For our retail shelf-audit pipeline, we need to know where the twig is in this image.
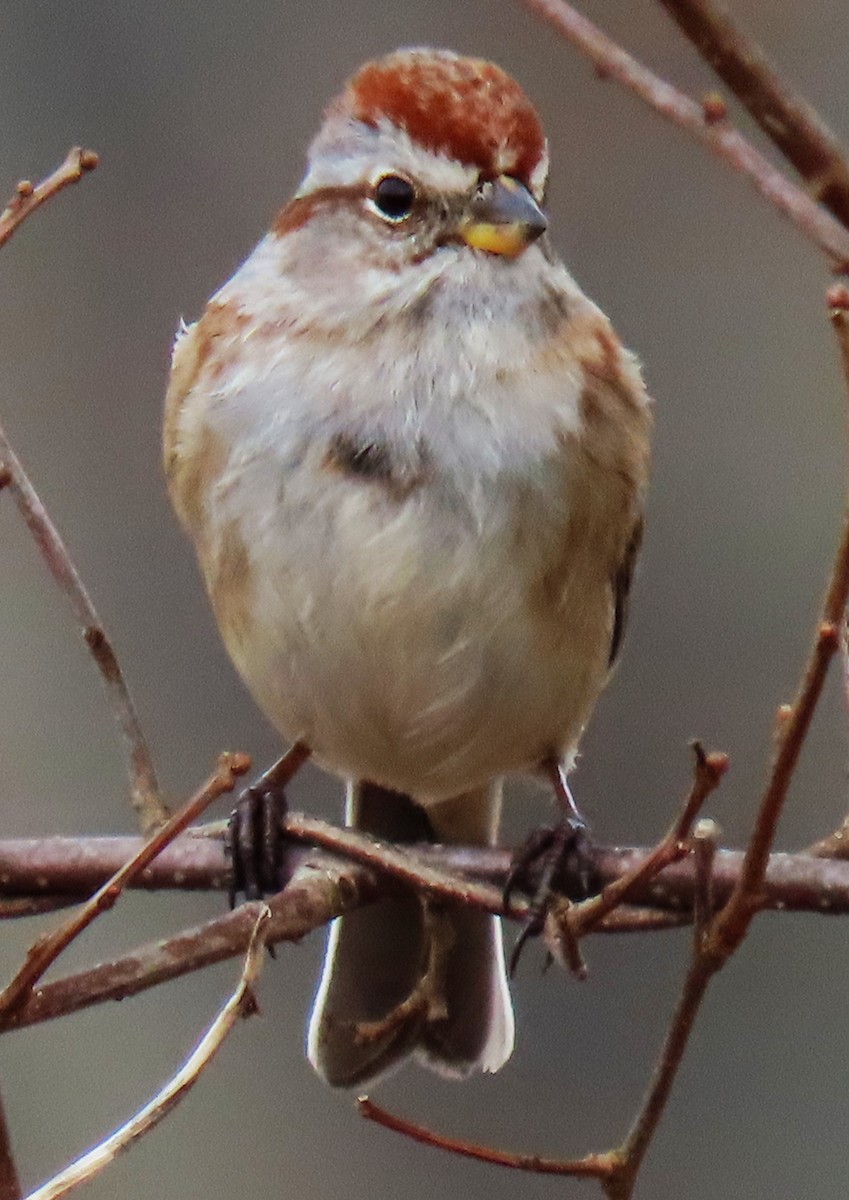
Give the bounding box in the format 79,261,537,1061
709,335,849,953
520,0,849,270
656,0,849,228
358,1095,615,1179
0,147,165,836
0,852,383,1033
567,743,727,939
600,291,849,1199
0,148,98,251
600,820,720,1199
808,284,849,860
22,905,270,1200
0,752,249,1022
0,424,167,835
0,1088,21,1200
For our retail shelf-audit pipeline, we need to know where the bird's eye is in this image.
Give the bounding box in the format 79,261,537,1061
372,175,416,222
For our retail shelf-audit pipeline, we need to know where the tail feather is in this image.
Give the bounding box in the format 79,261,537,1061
307,781,514,1087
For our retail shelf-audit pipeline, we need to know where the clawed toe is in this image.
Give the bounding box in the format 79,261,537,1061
506,817,599,975
227,781,289,905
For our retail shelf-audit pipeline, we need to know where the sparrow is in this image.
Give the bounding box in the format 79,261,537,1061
164,47,651,1086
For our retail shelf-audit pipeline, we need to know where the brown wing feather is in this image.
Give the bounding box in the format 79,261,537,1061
609,516,644,668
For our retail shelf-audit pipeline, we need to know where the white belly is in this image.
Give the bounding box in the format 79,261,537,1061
214,448,612,802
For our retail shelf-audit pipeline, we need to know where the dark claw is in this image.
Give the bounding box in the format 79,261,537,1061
507,816,599,976
226,781,289,906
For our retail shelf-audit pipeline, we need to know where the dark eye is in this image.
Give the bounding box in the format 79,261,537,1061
372,175,416,221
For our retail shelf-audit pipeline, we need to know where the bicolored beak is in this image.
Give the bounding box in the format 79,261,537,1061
461,175,548,258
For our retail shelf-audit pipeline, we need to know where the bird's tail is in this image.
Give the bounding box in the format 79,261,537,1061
307,780,514,1087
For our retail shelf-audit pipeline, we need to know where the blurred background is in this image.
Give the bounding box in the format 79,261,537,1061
0,0,847,1196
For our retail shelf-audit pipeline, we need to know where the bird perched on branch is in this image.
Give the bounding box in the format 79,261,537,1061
164,47,651,1086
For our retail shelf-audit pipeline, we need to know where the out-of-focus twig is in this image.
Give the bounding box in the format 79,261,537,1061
520,0,849,270
0,753,249,1023
656,0,849,228
22,905,270,1200
0,148,98,251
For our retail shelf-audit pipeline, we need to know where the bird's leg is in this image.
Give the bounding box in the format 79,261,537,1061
506,756,599,974
227,741,311,904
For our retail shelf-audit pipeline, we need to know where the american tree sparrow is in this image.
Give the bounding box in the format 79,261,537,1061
164,48,651,1086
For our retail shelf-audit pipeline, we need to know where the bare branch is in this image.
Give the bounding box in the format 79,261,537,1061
0,753,249,1021
520,0,849,269
0,425,168,835
0,148,98,250
566,743,728,939
358,1096,615,1180
656,0,849,227
22,906,270,1200
0,147,166,836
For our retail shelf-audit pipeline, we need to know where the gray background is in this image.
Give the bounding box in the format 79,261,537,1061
0,1,847,1196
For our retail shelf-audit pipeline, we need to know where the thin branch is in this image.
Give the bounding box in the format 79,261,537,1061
0,148,98,251
0,425,167,835
23,906,270,1200
656,0,849,227
710,303,849,955
0,852,382,1034
358,1096,615,1180
0,147,166,836
0,753,249,1021
808,284,849,859
567,743,728,939
520,0,849,270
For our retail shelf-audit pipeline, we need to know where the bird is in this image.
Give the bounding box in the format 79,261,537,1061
164,47,652,1087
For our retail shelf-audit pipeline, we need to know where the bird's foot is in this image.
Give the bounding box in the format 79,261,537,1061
505,759,599,975
226,742,310,905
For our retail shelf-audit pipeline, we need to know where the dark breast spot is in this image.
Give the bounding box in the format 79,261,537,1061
323,431,429,500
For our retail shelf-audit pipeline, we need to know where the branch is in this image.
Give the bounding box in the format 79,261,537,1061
23,906,270,1200
656,0,849,227
520,0,849,269
8,832,849,1036
358,1096,614,1180
0,148,98,251
0,148,167,837
0,753,249,1022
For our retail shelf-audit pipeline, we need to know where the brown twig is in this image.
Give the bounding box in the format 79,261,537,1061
807,285,849,860
0,424,167,835
656,0,849,228
23,905,270,1200
0,753,249,1022
709,334,849,952
520,0,849,270
600,290,849,1199
0,148,98,251
567,743,728,939
0,147,166,836
357,1095,615,1180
